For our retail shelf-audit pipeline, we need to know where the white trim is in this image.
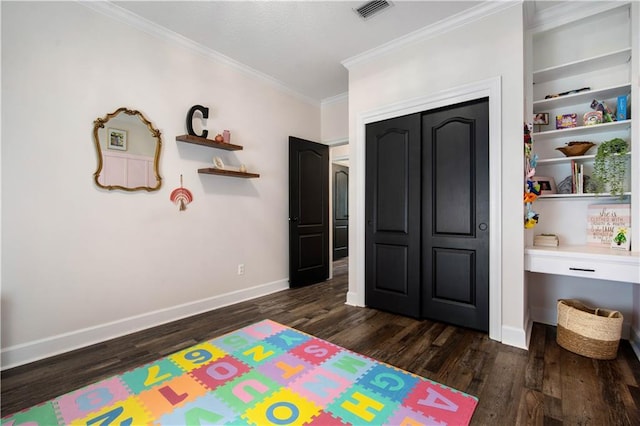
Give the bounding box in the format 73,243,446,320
350,77,503,342
323,137,349,147
321,92,348,106
502,324,530,350
631,325,640,361
0,279,289,370
502,308,532,350
342,1,520,69
78,1,320,107
527,1,630,33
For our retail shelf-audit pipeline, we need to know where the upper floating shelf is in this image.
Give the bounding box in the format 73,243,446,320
176,134,243,151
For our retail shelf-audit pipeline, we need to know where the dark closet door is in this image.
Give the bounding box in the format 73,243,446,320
289,137,329,287
332,164,349,260
421,98,489,332
365,114,422,317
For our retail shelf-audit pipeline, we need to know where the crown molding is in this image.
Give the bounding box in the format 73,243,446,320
321,92,348,107
79,1,320,107
342,0,522,70
324,137,349,146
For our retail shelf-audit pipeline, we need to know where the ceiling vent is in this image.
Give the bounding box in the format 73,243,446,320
354,1,393,20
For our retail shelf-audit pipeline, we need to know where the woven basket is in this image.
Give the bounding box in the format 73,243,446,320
556,299,623,360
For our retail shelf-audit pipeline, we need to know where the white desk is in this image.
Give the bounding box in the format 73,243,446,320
525,246,640,284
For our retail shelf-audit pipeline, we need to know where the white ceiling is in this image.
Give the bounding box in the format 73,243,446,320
112,1,489,103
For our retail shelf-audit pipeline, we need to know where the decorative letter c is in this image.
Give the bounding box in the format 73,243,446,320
186,105,209,138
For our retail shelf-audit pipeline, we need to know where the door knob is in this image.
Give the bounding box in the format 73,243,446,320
479,223,488,231
289,217,298,222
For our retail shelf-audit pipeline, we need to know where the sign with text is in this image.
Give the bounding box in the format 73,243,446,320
587,204,631,247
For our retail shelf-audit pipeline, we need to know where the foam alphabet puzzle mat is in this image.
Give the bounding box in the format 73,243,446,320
2,319,478,425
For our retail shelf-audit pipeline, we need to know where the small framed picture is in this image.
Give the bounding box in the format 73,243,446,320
534,176,557,194
107,128,127,151
533,113,549,125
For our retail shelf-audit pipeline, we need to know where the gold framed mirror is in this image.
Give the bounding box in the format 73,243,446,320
93,107,162,191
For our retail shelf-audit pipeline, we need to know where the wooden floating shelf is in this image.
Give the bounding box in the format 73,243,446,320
176,134,243,151
198,168,260,178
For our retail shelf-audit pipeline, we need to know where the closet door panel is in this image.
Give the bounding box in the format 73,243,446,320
365,113,422,318
422,98,490,332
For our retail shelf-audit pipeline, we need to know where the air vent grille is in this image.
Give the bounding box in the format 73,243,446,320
355,1,393,20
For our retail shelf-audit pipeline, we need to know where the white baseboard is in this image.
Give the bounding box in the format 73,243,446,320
1,279,289,370
345,291,364,307
501,323,530,350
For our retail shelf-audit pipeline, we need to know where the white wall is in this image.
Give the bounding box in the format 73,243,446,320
321,95,349,144
330,144,349,162
1,2,320,368
345,4,527,346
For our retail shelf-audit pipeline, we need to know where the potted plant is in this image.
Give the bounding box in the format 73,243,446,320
593,137,629,197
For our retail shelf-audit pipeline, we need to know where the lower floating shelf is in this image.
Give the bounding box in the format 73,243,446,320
198,168,260,178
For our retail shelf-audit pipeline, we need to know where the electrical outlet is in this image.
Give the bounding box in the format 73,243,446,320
237,264,245,275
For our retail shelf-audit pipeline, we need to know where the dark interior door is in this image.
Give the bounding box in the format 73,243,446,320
365,114,422,317
289,136,329,287
332,164,349,260
421,98,489,332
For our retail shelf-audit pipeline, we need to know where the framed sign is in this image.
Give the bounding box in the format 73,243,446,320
587,204,631,247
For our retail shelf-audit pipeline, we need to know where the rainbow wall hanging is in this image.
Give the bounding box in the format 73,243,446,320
169,174,193,211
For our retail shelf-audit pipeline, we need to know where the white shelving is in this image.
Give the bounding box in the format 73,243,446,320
532,83,631,111
532,48,631,84
524,0,639,357
537,152,631,166
527,2,635,243
532,120,631,141
537,192,631,200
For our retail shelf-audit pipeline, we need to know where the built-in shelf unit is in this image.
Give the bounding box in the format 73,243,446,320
524,1,639,348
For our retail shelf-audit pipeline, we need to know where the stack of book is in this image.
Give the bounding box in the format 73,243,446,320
534,234,559,247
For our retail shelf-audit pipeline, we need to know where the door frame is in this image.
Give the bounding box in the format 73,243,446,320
328,143,349,279
349,77,503,342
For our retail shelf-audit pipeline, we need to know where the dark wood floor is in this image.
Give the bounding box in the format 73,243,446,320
2,257,640,424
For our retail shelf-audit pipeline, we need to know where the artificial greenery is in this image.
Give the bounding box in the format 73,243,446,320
593,137,629,197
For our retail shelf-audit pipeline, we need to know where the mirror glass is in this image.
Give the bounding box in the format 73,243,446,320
93,108,162,191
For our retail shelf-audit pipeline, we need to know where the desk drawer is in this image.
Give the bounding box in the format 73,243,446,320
526,255,640,283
